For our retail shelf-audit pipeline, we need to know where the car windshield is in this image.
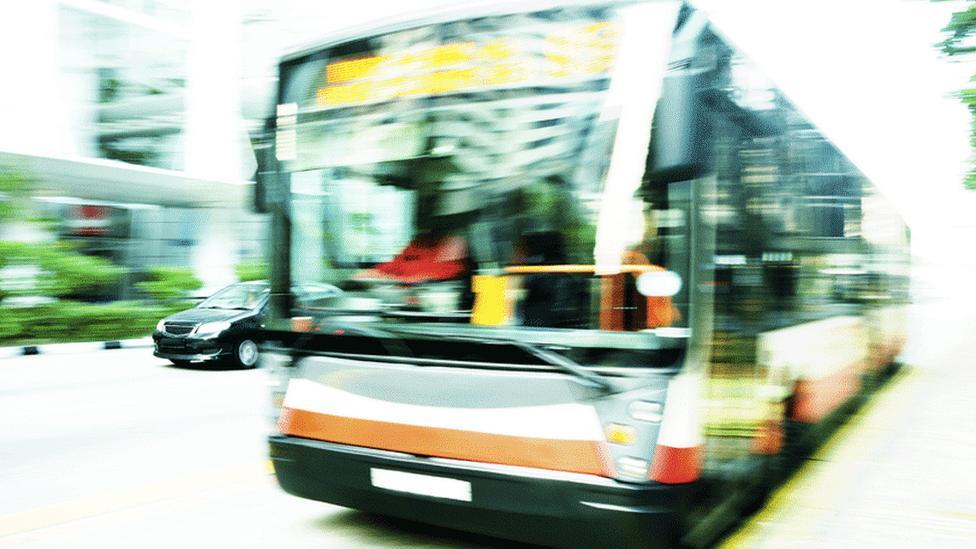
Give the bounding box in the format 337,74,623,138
199,283,269,310
276,3,690,343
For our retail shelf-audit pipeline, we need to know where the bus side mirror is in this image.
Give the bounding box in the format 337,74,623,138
646,13,715,184
646,72,710,184
253,168,269,214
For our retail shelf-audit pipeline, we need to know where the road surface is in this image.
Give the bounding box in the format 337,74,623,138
0,349,514,548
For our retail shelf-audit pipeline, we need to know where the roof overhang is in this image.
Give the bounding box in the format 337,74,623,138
0,150,251,209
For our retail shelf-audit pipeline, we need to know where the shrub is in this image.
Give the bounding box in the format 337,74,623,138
135,266,202,301
0,169,32,223
235,260,268,282
0,241,123,300
0,300,188,345
0,308,20,340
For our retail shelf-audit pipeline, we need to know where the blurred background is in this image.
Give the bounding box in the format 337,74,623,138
0,0,513,345
0,0,346,345
0,0,971,347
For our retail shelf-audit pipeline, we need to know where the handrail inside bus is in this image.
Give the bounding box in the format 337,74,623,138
503,264,666,275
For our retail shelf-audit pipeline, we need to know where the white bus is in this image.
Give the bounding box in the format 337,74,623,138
255,2,910,546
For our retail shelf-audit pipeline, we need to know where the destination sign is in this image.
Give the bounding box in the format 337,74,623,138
317,22,619,108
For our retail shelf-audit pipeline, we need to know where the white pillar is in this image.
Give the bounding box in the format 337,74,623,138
191,208,238,293
60,9,98,158
184,1,244,181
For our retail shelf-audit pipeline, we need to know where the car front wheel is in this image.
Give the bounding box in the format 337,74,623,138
234,338,259,368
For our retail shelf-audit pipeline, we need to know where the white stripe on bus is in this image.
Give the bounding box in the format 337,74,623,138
655,372,704,449
283,378,604,441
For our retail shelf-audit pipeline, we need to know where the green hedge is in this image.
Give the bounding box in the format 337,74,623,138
0,169,31,223
0,300,190,346
0,170,205,345
0,240,123,300
235,260,267,282
0,308,20,340
135,266,202,301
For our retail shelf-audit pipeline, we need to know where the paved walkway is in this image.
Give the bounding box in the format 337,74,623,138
722,298,976,547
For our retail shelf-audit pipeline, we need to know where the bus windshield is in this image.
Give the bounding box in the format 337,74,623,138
274,3,689,342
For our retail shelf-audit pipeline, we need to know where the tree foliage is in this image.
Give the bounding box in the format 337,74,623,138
0,169,32,223
940,1,976,189
940,2,976,56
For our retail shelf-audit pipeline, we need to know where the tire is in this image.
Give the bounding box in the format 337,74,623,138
234,339,259,368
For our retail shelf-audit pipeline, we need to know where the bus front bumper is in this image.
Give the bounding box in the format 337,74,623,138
269,434,690,548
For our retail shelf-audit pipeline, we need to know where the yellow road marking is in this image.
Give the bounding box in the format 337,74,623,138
0,461,272,539
941,511,976,522
722,367,920,547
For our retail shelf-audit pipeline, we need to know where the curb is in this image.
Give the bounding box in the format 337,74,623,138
0,337,154,359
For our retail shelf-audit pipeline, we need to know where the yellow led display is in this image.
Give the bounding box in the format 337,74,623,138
326,55,387,84
426,43,477,67
317,22,619,108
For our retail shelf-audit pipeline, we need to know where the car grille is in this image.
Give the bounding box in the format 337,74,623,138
157,340,188,351
164,322,197,336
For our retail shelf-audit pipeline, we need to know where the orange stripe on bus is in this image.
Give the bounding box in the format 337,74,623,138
649,445,701,484
278,407,613,477
791,361,864,423
751,418,784,455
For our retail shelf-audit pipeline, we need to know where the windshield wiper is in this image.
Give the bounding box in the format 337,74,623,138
280,318,612,392
508,338,615,394
448,334,615,394
316,318,413,358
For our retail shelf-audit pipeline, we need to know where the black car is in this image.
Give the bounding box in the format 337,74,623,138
152,281,340,368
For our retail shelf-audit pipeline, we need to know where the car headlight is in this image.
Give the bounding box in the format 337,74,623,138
156,319,166,332
195,321,231,336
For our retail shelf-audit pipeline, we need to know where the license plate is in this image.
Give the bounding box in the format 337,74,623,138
370,468,472,502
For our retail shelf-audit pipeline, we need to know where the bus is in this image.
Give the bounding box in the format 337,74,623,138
254,1,910,547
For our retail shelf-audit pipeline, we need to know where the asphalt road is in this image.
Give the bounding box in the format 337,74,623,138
0,349,513,548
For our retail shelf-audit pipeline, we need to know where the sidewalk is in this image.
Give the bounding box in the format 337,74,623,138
722,299,976,547
0,337,154,359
